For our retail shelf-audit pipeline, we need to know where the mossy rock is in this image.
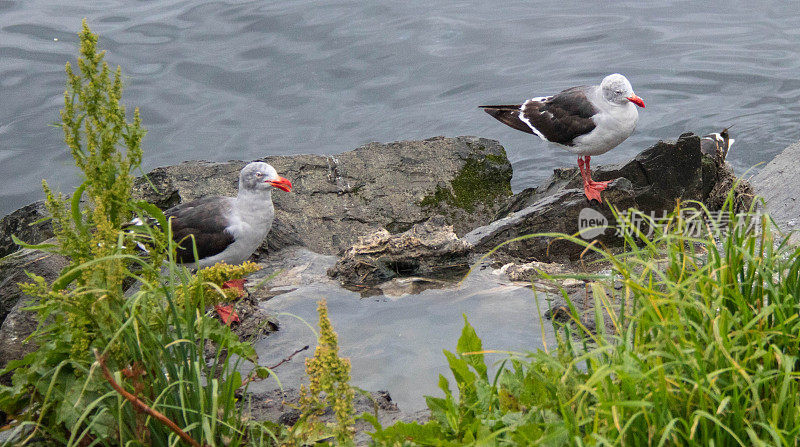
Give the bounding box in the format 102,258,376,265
418,141,513,235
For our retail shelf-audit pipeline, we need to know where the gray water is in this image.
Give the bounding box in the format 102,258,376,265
2,1,800,216
246,249,555,412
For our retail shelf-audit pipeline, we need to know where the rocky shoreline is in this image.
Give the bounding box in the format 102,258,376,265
0,133,757,427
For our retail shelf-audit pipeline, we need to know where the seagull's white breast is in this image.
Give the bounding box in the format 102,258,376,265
570,89,639,156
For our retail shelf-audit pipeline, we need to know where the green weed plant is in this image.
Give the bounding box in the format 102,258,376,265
293,299,356,445
0,21,279,446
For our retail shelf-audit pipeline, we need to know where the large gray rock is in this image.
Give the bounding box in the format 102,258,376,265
0,137,511,258
752,140,800,233
498,133,724,216
464,178,637,262
327,133,750,282
0,246,67,325
0,296,40,374
0,201,52,258
132,136,512,255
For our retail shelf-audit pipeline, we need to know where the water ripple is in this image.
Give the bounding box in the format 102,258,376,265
2,0,800,217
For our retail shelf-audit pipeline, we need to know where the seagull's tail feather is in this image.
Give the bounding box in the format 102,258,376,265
479,105,534,135
719,126,734,159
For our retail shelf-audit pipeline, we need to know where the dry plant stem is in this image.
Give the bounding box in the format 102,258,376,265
240,345,310,389
93,349,208,447
268,345,310,370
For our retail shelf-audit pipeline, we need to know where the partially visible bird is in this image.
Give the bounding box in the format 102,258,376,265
481,73,645,203
701,127,734,163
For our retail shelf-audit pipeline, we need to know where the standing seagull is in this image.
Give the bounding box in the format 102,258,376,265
481,73,645,203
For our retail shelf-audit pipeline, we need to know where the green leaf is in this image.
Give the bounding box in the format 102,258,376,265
368,419,446,445
134,200,167,229
202,318,257,361
11,234,57,250
51,264,85,291
71,182,88,236
444,350,474,390
425,395,452,429
223,370,243,391
438,373,452,398
456,315,487,380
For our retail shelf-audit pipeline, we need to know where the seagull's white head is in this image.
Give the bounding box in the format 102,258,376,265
601,73,645,108
239,161,292,193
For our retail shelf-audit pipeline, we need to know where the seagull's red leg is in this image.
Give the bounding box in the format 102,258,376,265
585,157,611,189
581,156,610,203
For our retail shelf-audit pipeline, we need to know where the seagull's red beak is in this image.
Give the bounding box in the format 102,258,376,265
627,95,645,108
268,176,292,192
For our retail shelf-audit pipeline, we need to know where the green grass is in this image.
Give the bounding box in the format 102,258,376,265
369,196,800,446
1,199,283,447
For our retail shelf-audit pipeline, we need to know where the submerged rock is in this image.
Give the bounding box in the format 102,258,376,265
500,260,571,282
378,277,449,297
246,388,427,445
328,216,471,291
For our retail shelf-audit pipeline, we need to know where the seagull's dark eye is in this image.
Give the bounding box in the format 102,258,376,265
255,172,264,178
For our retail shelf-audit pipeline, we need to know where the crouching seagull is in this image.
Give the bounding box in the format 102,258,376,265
165,161,292,268
136,161,292,323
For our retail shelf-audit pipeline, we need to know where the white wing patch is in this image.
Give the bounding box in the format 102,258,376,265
518,97,551,141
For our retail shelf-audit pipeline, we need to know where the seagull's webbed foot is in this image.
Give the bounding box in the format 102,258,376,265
588,179,611,190
579,156,611,203
583,182,607,203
